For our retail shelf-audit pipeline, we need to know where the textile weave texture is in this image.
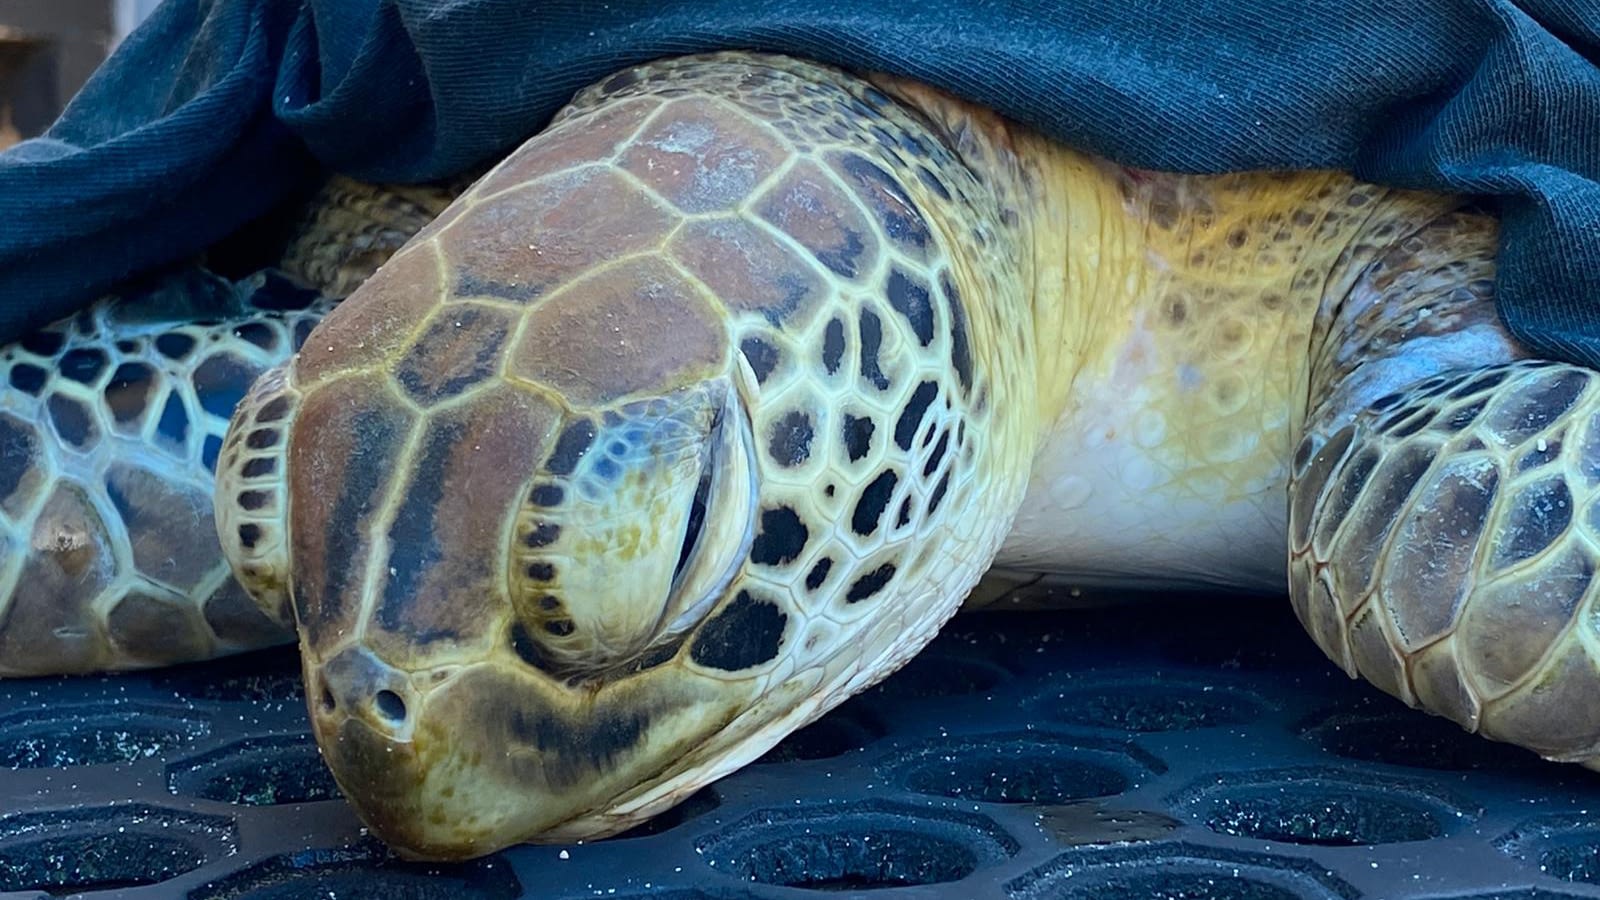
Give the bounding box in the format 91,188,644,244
2,0,1597,365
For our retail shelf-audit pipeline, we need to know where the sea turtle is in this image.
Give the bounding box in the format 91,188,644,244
0,51,1593,860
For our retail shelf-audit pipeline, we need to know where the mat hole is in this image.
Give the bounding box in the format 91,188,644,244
732,828,978,890
1038,684,1262,732
1041,870,1301,899
1203,788,1441,845
901,754,1127,804
0,833,207,895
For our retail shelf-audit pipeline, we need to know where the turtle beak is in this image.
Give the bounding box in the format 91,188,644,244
306,639,755,860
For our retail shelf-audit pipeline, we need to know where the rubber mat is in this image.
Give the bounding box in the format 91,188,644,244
4,592,1600,900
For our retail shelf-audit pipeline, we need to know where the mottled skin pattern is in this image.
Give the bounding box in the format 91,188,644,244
1,51,1595,862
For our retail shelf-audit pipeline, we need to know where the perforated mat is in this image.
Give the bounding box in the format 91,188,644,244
4,593,1600,899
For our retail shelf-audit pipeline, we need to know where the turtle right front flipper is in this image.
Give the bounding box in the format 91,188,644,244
1288,206,1600,766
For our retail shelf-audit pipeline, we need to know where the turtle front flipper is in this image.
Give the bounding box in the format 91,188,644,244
1292,352,1600,761
0,272,330,675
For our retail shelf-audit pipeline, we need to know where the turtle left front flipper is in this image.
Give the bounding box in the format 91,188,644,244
1290,210,1600,765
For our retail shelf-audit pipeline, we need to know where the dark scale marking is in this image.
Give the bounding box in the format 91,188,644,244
1448,368,1509,400
20,330,64,357
833,152,932,253
529,484,565,506
192,353,260,420
630,640,682,674
202,435,223,472
59,348,107,385
895,381,939,451
750,506,809,566
600,68,639,94
155,332,197,359
0,415,37,507
928,470,951,514
940,271,974,390
246,428,281,450
237,490,271,511
545,419,596,475
767,410,815,467
292,319,316,351
232,322,278,351
242,457,277,478
689,590,788,671
859,309,890,390
740,336,781,384
377,420,466,642
805,557,833,591
1292,435,1317,473
104,362,157,426
510,622,549,671
395,307,513,403
886,268,935,345
917,166,952,201
822,318,846,374
852,470,898,536
505,704,647,790
846,563,896,603
8,363,46,395
1389,411,1433,438
237,523,262,550
524,521,562,548
1438,399,1486,433
289,407,402,629
896,497,913,528
843,414,875,462
155,393,190,450
256,395,292,423
1518,438,1563,472
1491,476,1574,570
525,561,555,581
1377,405,1423,433
923,430,951,477
455,270,542,304
47,394,96,449
545,619,576,637
538,595,561,611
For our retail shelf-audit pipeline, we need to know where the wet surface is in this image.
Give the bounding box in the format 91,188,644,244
3,595,1600,898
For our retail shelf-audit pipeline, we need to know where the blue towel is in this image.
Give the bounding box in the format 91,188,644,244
3,0,1597,366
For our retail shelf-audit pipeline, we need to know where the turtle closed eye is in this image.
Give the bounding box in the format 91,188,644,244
674,462,714,585
660,379,760,640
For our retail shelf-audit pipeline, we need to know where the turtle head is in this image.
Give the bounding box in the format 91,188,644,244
215,53,1031,860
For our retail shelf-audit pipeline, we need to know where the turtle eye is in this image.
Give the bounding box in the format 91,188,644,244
673,463,714,585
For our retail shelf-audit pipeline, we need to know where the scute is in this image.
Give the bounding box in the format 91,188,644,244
288,374,417,652
668,217,829,328
619,96,789,214
0,483,117,674
392,301,518,405
756,159,880,280
104,461,220,592
366,384,561,667
297,246,444,385
441,167,678,304
507,256,727,405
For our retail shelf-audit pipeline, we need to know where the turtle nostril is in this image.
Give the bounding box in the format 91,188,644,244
373,689,408,722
